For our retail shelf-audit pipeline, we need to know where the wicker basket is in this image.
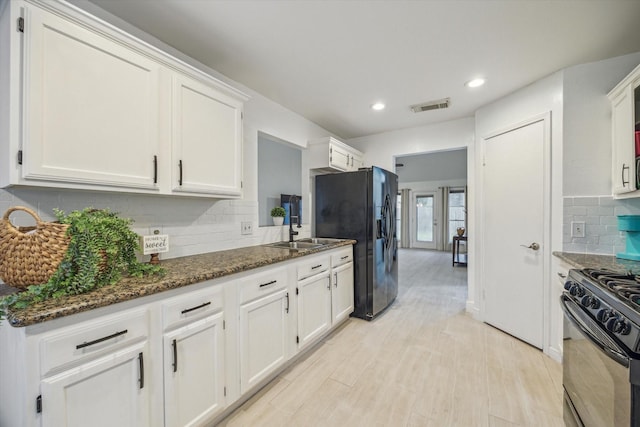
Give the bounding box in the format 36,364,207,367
0,206,70,289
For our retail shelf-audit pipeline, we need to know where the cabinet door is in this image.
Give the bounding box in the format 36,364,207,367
239,288,289,392
172,74,243,197
297,273,331,349
332,262,354,325
163,312,225,427
329,143,350,172
40,341,149,427
23,6,160,190
611,85,636,195
351,152,364,170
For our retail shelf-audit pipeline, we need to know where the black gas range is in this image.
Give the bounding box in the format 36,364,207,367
562,268,640,427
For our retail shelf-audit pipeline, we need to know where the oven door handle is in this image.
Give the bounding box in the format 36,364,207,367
561,294,630,367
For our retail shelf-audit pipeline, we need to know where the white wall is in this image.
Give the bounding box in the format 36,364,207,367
472,71,564,360
346,117,475,171
563,52,640,196
0,0,337,262
473,71,565,266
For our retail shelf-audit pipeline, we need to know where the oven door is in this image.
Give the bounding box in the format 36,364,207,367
562,295,631,427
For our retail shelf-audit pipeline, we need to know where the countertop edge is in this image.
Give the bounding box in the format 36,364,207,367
553,251,640,273
5,240,356,327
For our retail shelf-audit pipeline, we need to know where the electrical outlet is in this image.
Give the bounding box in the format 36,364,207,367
241,221,253,235
571,221,586,238
149,225,163,235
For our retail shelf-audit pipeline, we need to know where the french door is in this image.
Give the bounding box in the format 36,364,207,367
412,192,437,249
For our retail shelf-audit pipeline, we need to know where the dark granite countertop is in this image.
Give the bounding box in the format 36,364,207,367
553,251,640,273
1,240,355,327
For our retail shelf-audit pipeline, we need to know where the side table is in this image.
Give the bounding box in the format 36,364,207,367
452,235,467,267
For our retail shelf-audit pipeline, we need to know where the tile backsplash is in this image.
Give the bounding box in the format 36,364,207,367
563,196,640,255
0,187,309,265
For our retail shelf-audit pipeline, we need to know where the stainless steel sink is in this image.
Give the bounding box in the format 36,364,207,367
297,237,344,245
265,241,323,250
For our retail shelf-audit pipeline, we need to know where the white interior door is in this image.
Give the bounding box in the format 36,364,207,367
412,192,437,249
481,117,548,349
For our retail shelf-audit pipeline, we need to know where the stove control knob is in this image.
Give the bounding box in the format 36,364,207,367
581,295,596,308
589,297,601,309
606,317,631,335
570,284,585,297
597,309,612,323
564,281,573,291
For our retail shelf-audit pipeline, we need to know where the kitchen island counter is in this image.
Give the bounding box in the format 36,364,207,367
2,240,355,327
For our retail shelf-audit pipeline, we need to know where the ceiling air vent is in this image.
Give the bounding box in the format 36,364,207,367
410,97,450,113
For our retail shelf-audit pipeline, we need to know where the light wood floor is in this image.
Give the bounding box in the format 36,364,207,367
219,249,563,427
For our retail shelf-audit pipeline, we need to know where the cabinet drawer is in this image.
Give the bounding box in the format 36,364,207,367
239,267,288,304
297,255,330,280
331,247,353,267
162,283,224,330
40,307,149,375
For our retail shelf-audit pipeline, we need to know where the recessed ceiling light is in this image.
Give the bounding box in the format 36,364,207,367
465,78,486,88
371,102,385,111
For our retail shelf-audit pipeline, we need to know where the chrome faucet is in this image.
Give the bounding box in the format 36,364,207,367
289,195,301,242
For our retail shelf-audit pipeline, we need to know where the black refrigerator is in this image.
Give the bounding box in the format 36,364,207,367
315,166,398,320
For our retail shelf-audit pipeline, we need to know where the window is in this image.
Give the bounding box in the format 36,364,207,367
448,189,465,243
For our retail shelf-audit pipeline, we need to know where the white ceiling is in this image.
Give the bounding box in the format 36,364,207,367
85,0,640,140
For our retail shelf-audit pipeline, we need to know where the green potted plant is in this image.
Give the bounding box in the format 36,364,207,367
0,207,164,320
270,206,286,226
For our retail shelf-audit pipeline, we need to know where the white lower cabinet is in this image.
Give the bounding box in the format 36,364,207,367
330,248,355,325
163,312,225,427
38,307,151,427
161,283,226,427
0,245,355,427
40,340,150,427
297,273,332,350
238,267,290,393
332,262,354,325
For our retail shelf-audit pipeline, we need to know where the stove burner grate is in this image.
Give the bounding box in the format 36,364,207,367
582,268,640,310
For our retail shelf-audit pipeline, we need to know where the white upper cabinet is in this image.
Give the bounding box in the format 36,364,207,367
0,0,248,198
609,63,640,198
22,5,161,190
171,74,243,197
308,137,364,173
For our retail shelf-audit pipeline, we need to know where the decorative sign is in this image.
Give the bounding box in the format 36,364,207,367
141,234,169,255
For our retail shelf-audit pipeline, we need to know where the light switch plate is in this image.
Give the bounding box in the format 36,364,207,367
241,221,253,235
571,221,586,238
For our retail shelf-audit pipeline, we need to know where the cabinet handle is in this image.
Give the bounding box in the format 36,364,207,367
622,164,630,187
179,160,183,186
75,329,128,350
285,292,289,313
557,272,567,279
334,272,338,287
153,155,158,184
138,352,145,389
259,280,277,288
351,155,354,167
311,264,323,270
181,301,211,315
340,255,349,260
172,339,178,373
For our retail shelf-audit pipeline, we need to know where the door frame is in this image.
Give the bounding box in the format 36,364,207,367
411,191,438,249
476,112,553,355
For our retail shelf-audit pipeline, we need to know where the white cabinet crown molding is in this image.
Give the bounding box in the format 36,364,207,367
25,0,249,102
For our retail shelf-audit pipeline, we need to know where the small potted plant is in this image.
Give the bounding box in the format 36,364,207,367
270,207,286,226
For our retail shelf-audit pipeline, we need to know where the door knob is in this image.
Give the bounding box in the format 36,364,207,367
520,242,540,251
